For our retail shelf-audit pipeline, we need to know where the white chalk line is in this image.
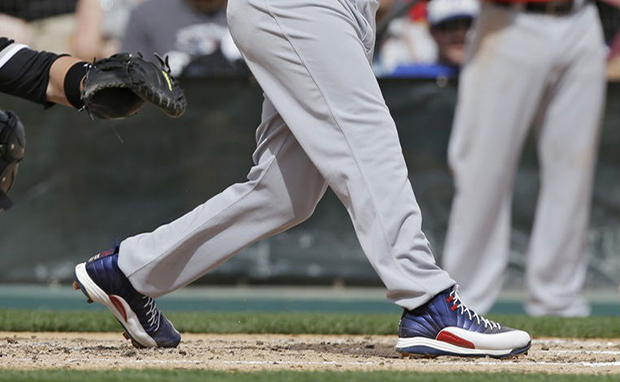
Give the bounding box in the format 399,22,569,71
453,361,620,368
551,350,619,355
220,360,620,368
533,339,619,347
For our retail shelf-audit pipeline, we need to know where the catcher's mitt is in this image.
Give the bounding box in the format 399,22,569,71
82,53,187,120
0,110,25,211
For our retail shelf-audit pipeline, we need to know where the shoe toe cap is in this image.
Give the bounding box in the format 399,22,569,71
152,317,181,348
443,326,531,351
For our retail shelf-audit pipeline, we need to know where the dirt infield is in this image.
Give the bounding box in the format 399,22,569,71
0,332,618,374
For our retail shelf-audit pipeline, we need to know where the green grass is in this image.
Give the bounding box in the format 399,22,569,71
0,369,615,382
0,309,617,338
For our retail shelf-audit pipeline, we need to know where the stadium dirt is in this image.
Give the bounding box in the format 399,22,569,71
0,332,617,374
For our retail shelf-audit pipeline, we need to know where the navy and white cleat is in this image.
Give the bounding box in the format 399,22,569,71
396,286,531,359
73,242,180,348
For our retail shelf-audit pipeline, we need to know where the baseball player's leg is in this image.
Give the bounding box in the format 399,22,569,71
228,0,530,357
525,5,606,316
74,95,327,347
443,3,553,313
118,96,328,296
227,0,454,309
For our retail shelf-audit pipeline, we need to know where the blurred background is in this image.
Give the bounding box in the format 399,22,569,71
0,0,618,314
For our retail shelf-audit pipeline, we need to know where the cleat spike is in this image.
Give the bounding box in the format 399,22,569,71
131,339,145,349
87,298,93,304
72,281,80,290
123,332,130,340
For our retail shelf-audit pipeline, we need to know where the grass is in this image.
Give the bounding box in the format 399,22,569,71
0,309,617,338
0,370,615,382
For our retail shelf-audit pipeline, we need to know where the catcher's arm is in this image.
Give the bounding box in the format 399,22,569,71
0,37,66,106
46,56,87,107
0,37,186,119
0,37,92,109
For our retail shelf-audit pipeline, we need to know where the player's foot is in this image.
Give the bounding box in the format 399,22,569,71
73,242,180,348
396,286,531,358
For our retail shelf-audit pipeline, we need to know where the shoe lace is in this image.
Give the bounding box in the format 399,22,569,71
142,295,161,332
448,286,501,330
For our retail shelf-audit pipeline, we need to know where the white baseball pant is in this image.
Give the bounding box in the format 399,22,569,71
117,0,455,310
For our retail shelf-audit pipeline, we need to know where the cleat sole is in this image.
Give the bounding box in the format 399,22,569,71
396,339,531,359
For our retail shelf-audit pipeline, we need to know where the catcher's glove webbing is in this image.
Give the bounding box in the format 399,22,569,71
0,110,25,211
81,53,187,119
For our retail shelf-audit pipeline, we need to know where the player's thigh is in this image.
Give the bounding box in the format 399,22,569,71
228,0,405,183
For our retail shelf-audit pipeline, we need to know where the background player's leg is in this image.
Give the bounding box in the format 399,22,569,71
525,5,606,316
443,3,553,313
119,97,328,297
226,0,455,310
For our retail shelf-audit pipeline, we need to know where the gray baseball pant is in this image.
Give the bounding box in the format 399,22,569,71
443,2,606,316
117,0,454,310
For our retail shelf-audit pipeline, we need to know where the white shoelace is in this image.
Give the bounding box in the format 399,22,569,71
142,295,161,331
450,287,501,330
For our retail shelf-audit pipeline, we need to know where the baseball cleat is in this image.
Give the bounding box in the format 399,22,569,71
73,282,94,303
396,286,531,359
73,242,180,348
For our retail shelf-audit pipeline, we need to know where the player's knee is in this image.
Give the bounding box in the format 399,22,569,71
287,197,320,226
263,190,320,228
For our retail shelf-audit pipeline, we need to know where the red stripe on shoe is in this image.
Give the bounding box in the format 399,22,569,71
436,330,475,349
109,295,128,322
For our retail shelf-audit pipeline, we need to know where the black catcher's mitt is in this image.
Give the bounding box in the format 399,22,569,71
0,110,25,211
82,53,187,119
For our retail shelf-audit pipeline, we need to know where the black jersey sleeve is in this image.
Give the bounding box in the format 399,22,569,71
0,37,61,106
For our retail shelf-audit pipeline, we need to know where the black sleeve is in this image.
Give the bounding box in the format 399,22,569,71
0,37,61,106
0,38,12,51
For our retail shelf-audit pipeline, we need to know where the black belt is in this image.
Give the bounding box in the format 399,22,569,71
493,0,576,16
